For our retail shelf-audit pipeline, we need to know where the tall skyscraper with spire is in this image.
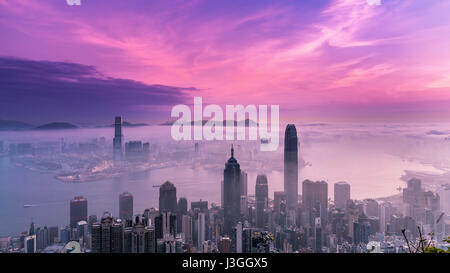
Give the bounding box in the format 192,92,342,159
223,145,241,235
284,124,298,226
113,116,123,161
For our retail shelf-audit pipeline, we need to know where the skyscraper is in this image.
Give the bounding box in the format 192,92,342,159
197,212,206,248
155,211,177,239
232,222,243,253
273,191,286,215
130,219,155,253
302,180,328,227
240,171,248,197
334,181,350,210
91,212,120,253
363,199,379,217
255,174,269,228
113,116,123,161
159,181,177,213
223,145,241,235
182,215,193,244
119,192,133,221
218,236,232,253
177,197,188,233
111,219,124,253
24,234,36,253
70,196,88,229
284,124,298,225
125,141,144,162
191,200,208,212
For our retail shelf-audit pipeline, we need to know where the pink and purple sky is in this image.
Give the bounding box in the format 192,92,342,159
1,0,450,123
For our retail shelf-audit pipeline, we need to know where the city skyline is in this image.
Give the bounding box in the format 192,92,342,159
1,120,448,254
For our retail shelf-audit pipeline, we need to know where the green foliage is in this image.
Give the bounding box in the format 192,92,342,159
424,237,450,253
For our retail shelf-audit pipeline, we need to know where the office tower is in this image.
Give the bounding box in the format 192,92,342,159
36,227,47,251
143,142,150,161
255,174,269,228
177,197,188,233
273,191,285,215
403,178,422,204
363,199,379,217
48,226,59,245
70,196,88,229
77,221,88,248
191,200,208,212
159,181,177,213
353,222,370,245
60,226,71,244
221,180,224,207
143,207,159,227
91,212,111,253
329,209,345,244
334,181,350,210
379,202,392,234
437,184,450,215
111,219,123,253
223,145,241,235
155,212,177,239
218,237,232,253
91,212,124,253
240,195,248,217
125,141,144,162
232,222,243,253
144,226,156,253
123,227,133,253
302,180,328,227
113,116,123,161
240,171,248,197
182,215,193,244
284,124,298,225
177,198,188,214
314,217,322,253
130,221,146,253
197,212,206,248
24,235,36,253
242,228,253,253
119,192,133,221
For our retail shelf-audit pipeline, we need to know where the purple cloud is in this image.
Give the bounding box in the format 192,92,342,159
0,57,196,124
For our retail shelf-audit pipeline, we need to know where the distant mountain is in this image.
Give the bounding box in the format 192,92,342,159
34,122,78,130
0,120,33,130
108,121,149,127
123,121,149,127
160,118,258,127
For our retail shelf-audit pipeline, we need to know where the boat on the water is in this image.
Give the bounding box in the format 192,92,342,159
23,204,33,208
